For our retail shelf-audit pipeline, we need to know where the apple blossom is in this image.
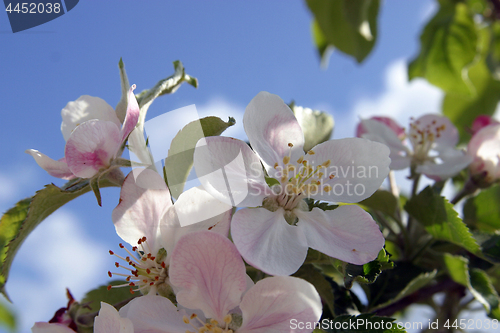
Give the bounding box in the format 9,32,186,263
467,124,500,187
194,91,388,275
108,169,232,295
26,85,139,180
96,231,322,333
359,114,472,180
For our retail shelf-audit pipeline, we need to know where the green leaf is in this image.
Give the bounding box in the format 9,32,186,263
487,21,500,80
405,186,480,254
290,104,334,152
0,178,119,299
306,0,380,63
442,26,500,143
164,116,236,199
115,58,131,123
127,61,198,167
408,0,478,95
367,261,429,308
333,248,394,289
444,254,500,319
75,280,138,328
325,314,406,332
359,190,398,218
0,300,16,332
294,264,335,317
480,235,500,263
311,19,332,66
463,185,500,233
371,270,437,312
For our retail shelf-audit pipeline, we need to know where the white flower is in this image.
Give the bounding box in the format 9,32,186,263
194,91,389,275
360,114,472,180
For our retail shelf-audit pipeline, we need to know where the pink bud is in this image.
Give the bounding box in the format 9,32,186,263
471,115,500,135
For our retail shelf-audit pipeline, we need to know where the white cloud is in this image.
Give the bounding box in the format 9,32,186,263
0,166,38,206
5,209,109,333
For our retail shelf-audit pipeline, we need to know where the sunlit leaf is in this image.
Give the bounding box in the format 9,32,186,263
409,0,478,95
164,116,236,199
306,0,380,63
0,300,16,332
442,26,500,143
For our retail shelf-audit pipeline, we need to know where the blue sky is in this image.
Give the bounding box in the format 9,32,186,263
0,1,458,332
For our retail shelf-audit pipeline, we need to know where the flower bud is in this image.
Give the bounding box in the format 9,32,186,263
471,115,500,135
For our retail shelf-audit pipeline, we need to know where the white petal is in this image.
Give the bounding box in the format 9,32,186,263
194,136,270,207
244,92,305,174
65,120,121,178
231,207,308,276
305,138,391,203
238,276,322,333
360,119,410,170
61,96,120,142
169,231,247,322
160,186,232,261
94,302,133,333
118,295,189,333
112,169,171,252
417,150,472,180
296,206,385,265
25,149,75,179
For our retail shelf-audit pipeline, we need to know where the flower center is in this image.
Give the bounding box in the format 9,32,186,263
269,143,333,211
107,236,169,295
183,313,238,333
410,118,446,162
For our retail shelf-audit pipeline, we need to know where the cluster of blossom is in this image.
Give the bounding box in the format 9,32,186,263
26,86,500,332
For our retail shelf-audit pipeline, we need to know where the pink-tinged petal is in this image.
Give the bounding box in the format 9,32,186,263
471,115,500,135
238,276,322,333
194,136,270,207
295,206,384,265
112,169,172,252
118,295,190,333
25,149,75,179
160,186,232,261
65,120,121,178
169,231,247,322
244,92,305,174
417,149,472,180
61,95,120,142
359,119,410,170
94,302,133,333
119,85,140,143
468,124,500,182
409,114,458,151
231,208,308,276
32,322,75,333
305,138,391,203
357,116,405,139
